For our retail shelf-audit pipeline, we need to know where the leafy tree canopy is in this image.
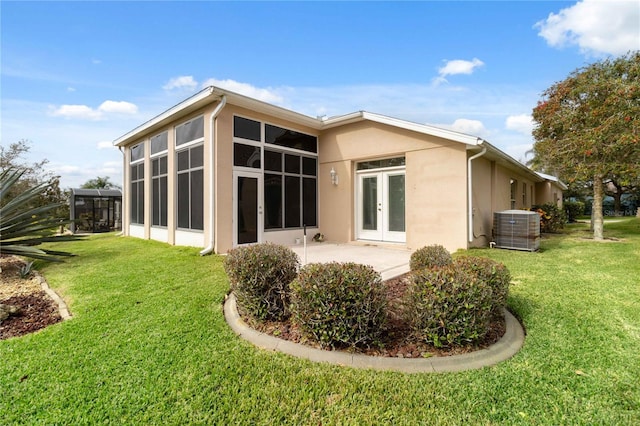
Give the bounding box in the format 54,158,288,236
80,176,120,190
532,51,640,239
0,140,68,218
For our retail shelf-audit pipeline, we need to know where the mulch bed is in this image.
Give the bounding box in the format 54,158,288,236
245,273,506,358
0,293,62,340
1,255,63,340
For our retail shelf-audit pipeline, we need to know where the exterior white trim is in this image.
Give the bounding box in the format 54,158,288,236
323,111,483,146
536,171,568,190
129,224,145,239
175,230,205,248
150,227,168,243
114,88,216,147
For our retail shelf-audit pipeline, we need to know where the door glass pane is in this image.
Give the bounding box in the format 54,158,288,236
388,174,405,232
238,176,258,244
362,176,377,230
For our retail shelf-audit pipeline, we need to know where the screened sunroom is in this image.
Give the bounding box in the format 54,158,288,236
69,188,122,234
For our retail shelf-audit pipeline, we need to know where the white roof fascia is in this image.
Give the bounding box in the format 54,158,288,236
213,87,322,130
321,111,483,146
478,140,544,182
113,87,217,147
536,171,568,190
113,86,323,147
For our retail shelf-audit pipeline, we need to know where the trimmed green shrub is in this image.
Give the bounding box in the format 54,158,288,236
409,244,452,271
532,203,567,233
223,243,299,321
564,200,585,223
454,256,511,315
290,262,388,349
407,265,494,348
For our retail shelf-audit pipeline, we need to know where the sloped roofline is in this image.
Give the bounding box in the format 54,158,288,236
535,171,569,190
321,111,484,146
112,86,560,186
113,86,484,148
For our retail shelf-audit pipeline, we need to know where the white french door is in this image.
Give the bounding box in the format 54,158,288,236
357,170,405,243
233,170,263,246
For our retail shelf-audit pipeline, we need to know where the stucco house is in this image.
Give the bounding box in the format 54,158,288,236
113,86,565,254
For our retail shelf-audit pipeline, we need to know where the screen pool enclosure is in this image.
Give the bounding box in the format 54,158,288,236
70,188,122,233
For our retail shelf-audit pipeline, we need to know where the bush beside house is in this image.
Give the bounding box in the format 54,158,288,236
225,243,511,352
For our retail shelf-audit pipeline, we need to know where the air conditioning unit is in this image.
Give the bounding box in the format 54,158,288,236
493,210,540,251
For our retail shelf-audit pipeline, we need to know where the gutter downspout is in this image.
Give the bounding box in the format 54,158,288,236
200,95,227,256
468,144,487,243
117,146,125,236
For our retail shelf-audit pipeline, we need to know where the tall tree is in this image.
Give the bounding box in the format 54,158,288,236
532,52,640,240
0,140,68,219
81,176,119,190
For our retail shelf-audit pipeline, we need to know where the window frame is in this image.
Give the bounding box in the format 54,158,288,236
232,115,319,231
129,142,145,225
175,116,205,232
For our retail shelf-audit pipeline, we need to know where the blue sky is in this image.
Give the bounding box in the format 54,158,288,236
2,1,638,188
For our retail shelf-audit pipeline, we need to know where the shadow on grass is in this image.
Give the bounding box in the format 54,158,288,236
507,293,537,336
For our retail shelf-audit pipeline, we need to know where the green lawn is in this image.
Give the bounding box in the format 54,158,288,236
1,219,639,424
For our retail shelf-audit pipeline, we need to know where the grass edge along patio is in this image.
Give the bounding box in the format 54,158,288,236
113,86,566,254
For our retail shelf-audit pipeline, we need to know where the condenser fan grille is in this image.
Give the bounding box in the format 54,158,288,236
493,210,540,251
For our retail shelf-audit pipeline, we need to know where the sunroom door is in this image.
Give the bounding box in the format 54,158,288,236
233,170,263,246
357,171,405,243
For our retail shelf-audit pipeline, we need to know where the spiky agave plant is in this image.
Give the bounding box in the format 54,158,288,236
1,168,83,262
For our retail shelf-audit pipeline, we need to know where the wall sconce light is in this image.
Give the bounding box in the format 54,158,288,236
330,167,339,186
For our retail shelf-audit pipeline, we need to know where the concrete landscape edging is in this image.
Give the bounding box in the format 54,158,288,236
224,293,525,373
34,270,72,321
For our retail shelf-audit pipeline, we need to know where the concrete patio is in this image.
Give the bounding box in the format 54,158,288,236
288,241,411,280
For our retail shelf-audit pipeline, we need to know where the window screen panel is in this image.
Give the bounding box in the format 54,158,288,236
285,176,301,228
233,116,261,141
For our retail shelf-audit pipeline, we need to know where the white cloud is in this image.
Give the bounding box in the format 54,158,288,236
505,114,534,136
97,140,115,149
49,100,138,120
451,118,488,136
49,104,102,120
163,75,198,91
201,78,285,105
434,118,489,137
98,100,138,114
535,0,640,56
67,87,76,92
439,58,485,76
433,58,485,85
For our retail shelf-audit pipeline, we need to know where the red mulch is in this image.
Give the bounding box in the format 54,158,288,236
246,273,506,358
0,292,62,340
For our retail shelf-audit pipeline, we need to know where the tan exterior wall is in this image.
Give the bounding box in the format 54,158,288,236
470,157,493,247
119,97,563,255
319,121,469,252
536,181,564,208
122,100,321,254
406,146,468,252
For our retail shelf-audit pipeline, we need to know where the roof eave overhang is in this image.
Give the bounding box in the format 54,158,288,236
321,111,483,146
113,86,323,147
113,87,218,147
476,140,544,182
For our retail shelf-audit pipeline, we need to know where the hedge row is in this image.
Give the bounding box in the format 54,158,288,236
224,243,510,350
